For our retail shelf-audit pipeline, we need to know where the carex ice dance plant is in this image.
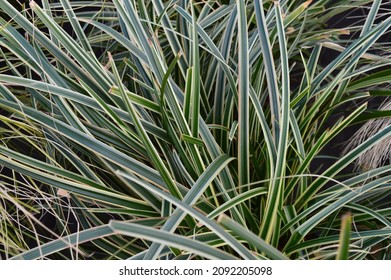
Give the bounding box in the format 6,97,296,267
0,0,390,259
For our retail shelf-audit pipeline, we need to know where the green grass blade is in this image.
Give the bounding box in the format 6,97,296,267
109,221,237,260
30,1,112,89
175,5,237,98
206,187,267,221
143,154,234,259
336,213,352,260
190,3,200,138
11,225,114,260
295,121,391,209
287,174,391,250
311,17,391,92
0,153,155,213
218,215,289,260
254,0,280,143
260,2,290,244
116,170,257,260
77,18,148,63
109,53,183,201
237,0,250,191
59,0,93,52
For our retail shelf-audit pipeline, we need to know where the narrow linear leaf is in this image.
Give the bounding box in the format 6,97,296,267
218,215,289,260
109,221,237,260
116,170,257,260
237,0,250,191
336,213,352,260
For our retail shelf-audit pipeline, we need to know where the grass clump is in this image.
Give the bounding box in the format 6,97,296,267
0,0,390,259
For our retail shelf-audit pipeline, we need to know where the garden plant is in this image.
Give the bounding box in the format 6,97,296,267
0,0,390,260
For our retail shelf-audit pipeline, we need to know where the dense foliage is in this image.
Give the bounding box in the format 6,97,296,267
0,0,390,259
